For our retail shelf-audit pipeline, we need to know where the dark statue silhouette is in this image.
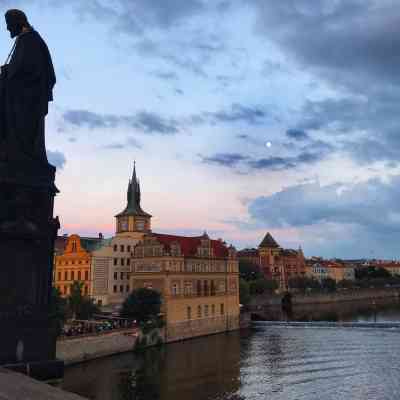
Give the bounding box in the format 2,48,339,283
0,10,62,379
0,9,56,163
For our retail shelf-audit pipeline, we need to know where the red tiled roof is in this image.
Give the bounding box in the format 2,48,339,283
237,248,259,257
152,233,229,258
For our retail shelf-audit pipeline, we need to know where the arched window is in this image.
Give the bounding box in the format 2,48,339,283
187,306,191,320
197,280,202,296
197,305,202,318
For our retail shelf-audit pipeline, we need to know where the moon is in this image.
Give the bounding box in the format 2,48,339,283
266,141,272,148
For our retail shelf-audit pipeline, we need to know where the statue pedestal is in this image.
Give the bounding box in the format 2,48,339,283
0,161,63,380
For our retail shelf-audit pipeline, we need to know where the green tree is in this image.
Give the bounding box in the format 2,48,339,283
49,287,67,336
239,260,263,281
321,277,337,292
68,281,84,319
239,278,251,306
67,281,99,320
355,266,391,280
249,278,278,295
337,279,354,289
288,277,321,292
121,288,162,323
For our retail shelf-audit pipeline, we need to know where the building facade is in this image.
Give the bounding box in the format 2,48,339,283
306,260,355,283
53,234,105,296
238,232,306,291
130,232,240,342
91,163,152,310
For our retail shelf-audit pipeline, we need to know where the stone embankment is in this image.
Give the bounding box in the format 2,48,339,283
57,329,138,366
250,287,400,308
293,287,400,305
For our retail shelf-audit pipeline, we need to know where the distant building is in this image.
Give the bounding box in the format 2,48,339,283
306,260,355,283
375,262,400,276
91,163,152,309
53,233,105,296
130,231,239,342
237,232,306,291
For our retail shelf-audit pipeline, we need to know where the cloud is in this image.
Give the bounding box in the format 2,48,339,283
248,176,400,234
245,175,400,257
248,151,323,171
63,109,179,135
251,1,400,92
292,96,400,165
286,129,309,141
102,137,142,150
62,102,269,137
250,2,400,168
151,71,178,80
47,150,66,169
201,148,326,171
205,103,267,125
200,153,248,167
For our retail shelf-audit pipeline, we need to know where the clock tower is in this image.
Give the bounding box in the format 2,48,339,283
115,162,152,239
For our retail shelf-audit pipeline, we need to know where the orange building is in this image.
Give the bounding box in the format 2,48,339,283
238,232,306,291
53,234,105,296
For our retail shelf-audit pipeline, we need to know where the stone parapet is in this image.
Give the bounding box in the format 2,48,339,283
165,315,239,342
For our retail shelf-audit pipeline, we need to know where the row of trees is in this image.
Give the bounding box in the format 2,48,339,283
50,281,101,334
288,266,400,293
51,283,163,335
239,260,279,305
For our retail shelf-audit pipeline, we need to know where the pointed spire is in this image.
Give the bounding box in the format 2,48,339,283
116,162,152,219
132,160,137,183
259,232,280,248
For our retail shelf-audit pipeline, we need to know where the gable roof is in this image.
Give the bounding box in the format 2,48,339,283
259,232,280,249
149,232,230,258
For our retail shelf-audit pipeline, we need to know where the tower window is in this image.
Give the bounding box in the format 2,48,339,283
120,245,125,252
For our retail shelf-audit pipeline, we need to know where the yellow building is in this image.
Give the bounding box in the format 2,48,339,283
53,234,105,296
130,232,240,342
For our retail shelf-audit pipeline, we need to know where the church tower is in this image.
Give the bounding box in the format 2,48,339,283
115,162,152,238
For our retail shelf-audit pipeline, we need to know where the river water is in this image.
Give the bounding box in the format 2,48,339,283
63,299,400,400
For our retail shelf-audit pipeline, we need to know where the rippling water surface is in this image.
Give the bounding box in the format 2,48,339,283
63,302,400,400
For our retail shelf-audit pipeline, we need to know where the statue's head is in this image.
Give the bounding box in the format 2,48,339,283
5,9,29,38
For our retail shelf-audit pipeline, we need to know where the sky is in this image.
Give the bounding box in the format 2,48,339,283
2,0,400,258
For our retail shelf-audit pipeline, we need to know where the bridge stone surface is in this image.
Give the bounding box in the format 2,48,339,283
0,368,87,400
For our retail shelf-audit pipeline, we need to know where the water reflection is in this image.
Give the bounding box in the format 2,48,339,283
63,332,241,400
63,301,400,400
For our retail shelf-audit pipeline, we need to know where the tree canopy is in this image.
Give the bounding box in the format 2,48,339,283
121,288,162,323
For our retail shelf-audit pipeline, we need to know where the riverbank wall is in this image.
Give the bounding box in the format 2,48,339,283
56,329,138,366
293,288,400,305
250,287,400,308
165,315,239,342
